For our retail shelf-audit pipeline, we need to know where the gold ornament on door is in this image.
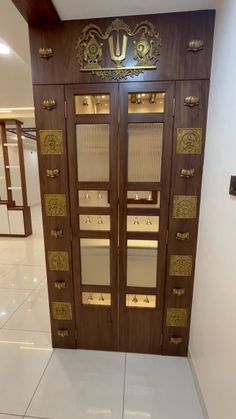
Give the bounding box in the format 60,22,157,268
169,255,193,277
176,128,202,154
48,251,69,272
39,130,63,155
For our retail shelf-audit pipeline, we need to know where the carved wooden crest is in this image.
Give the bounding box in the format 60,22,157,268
76,18,162,80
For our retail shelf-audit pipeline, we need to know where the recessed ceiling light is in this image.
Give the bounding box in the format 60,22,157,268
0,43,10,55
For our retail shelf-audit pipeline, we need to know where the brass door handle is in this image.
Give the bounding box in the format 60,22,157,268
184,96,199,107
51,229,63,238
176,232,190,241
170,337,182,345
54,281,66,290
180,169,195,178
42,100,57,110
57,330,69,338
172,288,185,297
46,169,60,178
38,47,54,58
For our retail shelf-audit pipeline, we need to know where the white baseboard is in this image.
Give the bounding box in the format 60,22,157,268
188,351,210,419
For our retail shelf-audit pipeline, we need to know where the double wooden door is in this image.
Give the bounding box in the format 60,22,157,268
66,81,174,353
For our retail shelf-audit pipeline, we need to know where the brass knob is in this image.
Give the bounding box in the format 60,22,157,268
57,329,69,338
172,288,185,297
184,96,199,107
46,169,60,178
180,169,195,178
38,47,54,59
54,281,66,290
176,232,190,241
50,229,63,238
170,337,182,345
188,40,204,52
42,100,57,110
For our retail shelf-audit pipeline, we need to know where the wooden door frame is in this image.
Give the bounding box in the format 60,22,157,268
65,83,119,350
118,81,175,353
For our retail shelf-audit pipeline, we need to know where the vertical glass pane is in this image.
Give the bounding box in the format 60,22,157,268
128,123,163,182
128,93,165,113
75,95,110,114
127,240,158,288
80,239,110,286
78,190,110,207
76,124,109,181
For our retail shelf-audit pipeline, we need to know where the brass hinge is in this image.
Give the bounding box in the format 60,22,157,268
64,101,67,119
172,97,176,117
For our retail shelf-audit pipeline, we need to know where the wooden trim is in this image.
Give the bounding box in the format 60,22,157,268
16,121,28,206
78,207,110,215
127,182,161,191
78,182,110,190
11,0,61,25
127,208,160,216
127,114,165,123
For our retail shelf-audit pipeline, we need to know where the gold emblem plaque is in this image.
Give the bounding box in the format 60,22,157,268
173,195,197,219
52,302,72,321
169,255,192,276
40,130,63,155
48,251,69,272
44,194,67,217
177,128,202,154
166,308,188,327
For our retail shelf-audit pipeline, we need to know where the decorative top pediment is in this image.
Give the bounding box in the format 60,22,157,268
76,18,162,80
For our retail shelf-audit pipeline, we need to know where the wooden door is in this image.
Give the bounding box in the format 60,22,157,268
119,82,174,353
66,83,119,351
66,81,174,353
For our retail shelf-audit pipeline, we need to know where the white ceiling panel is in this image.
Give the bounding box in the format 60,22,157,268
52,0,217,20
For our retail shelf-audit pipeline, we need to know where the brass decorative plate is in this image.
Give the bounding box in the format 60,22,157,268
169,255,192,277
40,130,63,155
44,194,67,217
166,308,188,327
173,195,197,219
177,128,202,154
48,251,69,272
52,302,72,321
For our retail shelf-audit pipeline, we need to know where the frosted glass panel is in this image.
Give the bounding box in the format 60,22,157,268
128,123,163,182
75,95,110,114
128,93,165,113
127,240,158,288
80,239,110,286
76,124,109,181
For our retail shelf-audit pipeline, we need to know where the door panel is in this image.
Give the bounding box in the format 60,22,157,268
66,81,174,353
66,83,118,351
119,82,174,353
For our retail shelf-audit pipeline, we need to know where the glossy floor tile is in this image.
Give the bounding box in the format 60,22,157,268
0,265,46,290
124,354,204,419
26,350,125,419
0,329,52,416
0,288,30,327
0,415,23,419
3,281,50,332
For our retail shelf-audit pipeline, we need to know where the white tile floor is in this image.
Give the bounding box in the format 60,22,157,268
0,205,204,419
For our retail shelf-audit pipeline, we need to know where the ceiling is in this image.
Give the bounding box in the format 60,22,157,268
0,0,217,127
52,0,217,20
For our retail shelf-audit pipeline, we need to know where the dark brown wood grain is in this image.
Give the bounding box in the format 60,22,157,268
11,0,60,25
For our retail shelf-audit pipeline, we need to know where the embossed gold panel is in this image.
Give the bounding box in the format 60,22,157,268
173,195,197,219
44,194,67,217
169,255,193,276
176,128,202,154
39,130,63,155
48,251,69,272
166,308,188,327
52,302,72,321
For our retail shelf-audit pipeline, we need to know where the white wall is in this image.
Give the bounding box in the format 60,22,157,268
24,141,41,206
189,1,236,419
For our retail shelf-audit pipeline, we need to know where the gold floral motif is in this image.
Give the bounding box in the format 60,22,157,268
57,329,69,338
48,251,69,272
169,255,192,277
44,194,67,217
52,302,72,321
173,195,197,219
39,130,63,155
166,308,188,327
177,128,202,154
